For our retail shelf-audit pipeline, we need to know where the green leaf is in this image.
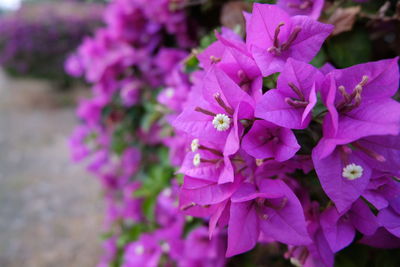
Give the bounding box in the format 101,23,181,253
326,28,372,68
310,48,328,68
184,55,199,73
200,30,218,49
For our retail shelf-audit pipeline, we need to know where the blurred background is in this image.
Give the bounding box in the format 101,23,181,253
0,0,105,266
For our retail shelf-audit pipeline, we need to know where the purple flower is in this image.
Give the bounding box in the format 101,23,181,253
179,227,227,267
246,3,333,76
277,0,325,20
123,233,163,267
178,139,235,184
174,66,255,160
120,79,142,107
320,199,378,252
255,58,324,129
314,58,400,159
313,144,373,212
227,179,311,256
363,173,400,210
242,120,300,161
360,228,400,249
198,28,263,100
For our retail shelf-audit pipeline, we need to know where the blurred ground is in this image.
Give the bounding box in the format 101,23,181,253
0,70,103,267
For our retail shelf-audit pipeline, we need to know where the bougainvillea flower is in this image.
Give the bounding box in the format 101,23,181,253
242,120,300,161
320,199,378,252
255,58,323,129
286,202,334,267
312,145,372,212
123,233,163,267
362,173,400,210
227,179,311,256
360,228,400,249
277,0,325,20
314,58,400,159
179,227,227,267
355,135,400,177
246,3,333,76
178,140,234,184
197,27,243,70
174,66,255,157
377,196,400,238
197,28,263,100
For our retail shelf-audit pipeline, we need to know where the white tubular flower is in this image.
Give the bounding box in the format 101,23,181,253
342,163,363,180
134,245,145,255
290,258,303,267
165,87,174,98
212,113,231,131
191,138,200,152
161,242,170,253
193,153,201,167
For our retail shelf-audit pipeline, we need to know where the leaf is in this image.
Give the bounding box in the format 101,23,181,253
310,48,328,68
326,27,372,68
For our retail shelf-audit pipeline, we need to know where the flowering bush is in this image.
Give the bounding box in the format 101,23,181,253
0,2,103,85
67,0,400,266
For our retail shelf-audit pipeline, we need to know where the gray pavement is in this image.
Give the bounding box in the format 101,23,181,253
0,71,103,267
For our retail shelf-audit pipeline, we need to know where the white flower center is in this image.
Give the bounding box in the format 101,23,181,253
290,257,303,267
162,188,172,197
212,114,231,131
191,138,200,152
165,87,174,98
342,163,363,180
134,245,145,255
193,153,201,167
161,242,170,253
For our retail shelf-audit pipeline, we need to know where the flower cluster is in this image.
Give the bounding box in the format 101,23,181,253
68,0,400,266
67,0,229,266
0,2,103,84
159,2,400,266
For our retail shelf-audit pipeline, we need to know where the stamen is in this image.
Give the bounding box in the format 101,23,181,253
288,82,305,101
235,166,248,174
210,55,221,63
339,146,351,166
352,142,386,162
337,75,369,113
195,106,216,117
255,157,273,166
263,197,288,210
274,22,285,48
199,145,223,156
338,85,351,102
231,157,245,163
214,93,234,115
359,75,369,87
285,97,309,108
281,26,302,51
237,70,246,81
299,0,312,9
287,0,312,10
181,202,196,211
200,158,221,164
